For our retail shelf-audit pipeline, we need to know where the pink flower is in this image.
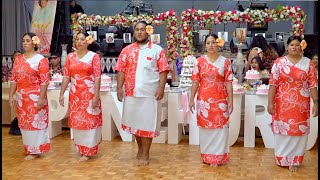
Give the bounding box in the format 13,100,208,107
146,25,154,35
86,35,94,44
32,109,47,129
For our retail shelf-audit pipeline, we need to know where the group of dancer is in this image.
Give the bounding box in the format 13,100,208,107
9,21,317,171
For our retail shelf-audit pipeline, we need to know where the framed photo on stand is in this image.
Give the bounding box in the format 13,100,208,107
105,33,114,43
275,32,284,42
199,30,210,43
236,28,247,43
123,33,131,43
150,34,160,44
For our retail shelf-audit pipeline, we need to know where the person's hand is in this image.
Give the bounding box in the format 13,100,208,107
92,96,99,109
267,103,275,115
155,88,164,101
312,103,318,117
37,97,46,109
117,89,123,102
189,100,195,114
9,96,15,108
59,94,64,107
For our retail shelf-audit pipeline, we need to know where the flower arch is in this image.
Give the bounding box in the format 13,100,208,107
180,6,306,58
71,10,179,62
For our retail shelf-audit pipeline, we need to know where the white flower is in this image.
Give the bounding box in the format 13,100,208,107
278,58,291,74
15,91,23,107
27,146,41,154
299,82,310,98
70,78,77,93
84,79,95,94
219,103,228,111
273,120,290,135
197,99,210,118
29,94,39,107
86,100,101,115
299,125,308,134
32,109,47,129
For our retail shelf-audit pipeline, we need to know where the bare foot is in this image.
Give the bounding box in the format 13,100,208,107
136,151,142,160
210,164,218,167
137,159,149,166
79,155,89,162
136,154,149,166
289,165,298,172
25,154,40,160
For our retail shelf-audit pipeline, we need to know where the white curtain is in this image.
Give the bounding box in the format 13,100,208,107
2,0,32,55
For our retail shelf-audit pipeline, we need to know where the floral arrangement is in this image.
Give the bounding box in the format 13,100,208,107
71,10,179,62
180,6,306,58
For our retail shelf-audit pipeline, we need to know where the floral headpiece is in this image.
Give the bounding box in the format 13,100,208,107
300,40,307,50
216,37,225,47
86,35,94,44
146,25,154,35
32,36,40,45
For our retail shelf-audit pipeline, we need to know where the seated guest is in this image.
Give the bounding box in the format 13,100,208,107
311,53,318,78
246,35,279,73
250,56,270,79
49,52,63,76
2,51,22,82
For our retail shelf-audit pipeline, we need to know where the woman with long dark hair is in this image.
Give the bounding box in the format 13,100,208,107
189,34,233,166
268,35,318,172
9,32,50,160
59,32,102,161
246,35,279,72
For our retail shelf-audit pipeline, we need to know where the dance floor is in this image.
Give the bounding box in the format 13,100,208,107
2,127,318,179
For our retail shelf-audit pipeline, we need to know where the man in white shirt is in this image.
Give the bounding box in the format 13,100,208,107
115,21,169,166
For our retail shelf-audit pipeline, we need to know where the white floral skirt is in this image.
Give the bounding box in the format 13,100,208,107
199,128,230,165
274,133,308,166
72,127,102,156
21,129,50,154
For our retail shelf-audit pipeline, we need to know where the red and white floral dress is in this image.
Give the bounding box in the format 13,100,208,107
64,51,102,156
115,41,169,138
269,56,318,166
191,55,233,165
10,54,50,154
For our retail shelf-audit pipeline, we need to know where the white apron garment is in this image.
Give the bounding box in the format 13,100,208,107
21,129,50,154
122,96,161,138
72,127,102,148
274,133,308,166
199,127,230,165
